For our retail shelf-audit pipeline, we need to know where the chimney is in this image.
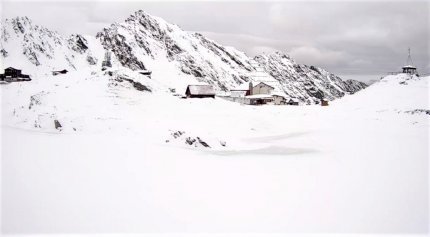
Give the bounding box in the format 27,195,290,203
249,81,253,96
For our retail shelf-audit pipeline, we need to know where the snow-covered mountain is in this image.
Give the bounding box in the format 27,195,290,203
0,16,104,73
1,11,367,103
254,52,368,103
96,10,255,91
96,10,367,103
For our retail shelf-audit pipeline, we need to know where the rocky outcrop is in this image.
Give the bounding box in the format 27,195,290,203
0,17,100,70
96,10,254,90
254,52,368,103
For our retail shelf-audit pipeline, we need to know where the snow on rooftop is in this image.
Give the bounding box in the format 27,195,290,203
287,98,300,102
231,83,250,91
187,85,216,95
245,94,274,99
254,81,275,89
270,93,287,98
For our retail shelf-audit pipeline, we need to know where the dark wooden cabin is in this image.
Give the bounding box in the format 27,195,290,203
286,98,299,106
321,99,329,106
5,67,21,77
0,67,31,81
402,65,417,75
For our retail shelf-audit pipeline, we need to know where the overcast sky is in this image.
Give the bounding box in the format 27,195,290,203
1,0,429,82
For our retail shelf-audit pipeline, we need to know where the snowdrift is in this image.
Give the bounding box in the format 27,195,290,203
1,72,428,233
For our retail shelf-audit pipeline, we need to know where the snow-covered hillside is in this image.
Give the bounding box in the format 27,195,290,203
0,16,105,74
96,10,367,102
96,10,255,91
255,52,368,103
1,12,367,103
1,68,428,233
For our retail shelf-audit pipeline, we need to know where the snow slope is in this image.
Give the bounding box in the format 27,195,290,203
1,73,428,233
255,52,368,104
96,10,255,91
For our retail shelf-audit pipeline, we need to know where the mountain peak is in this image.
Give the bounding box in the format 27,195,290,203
5,16,33,34
133,9,151,18
2,16,60,37
125,10,150,22
124,9,166,25
1,15,103,70
9,16,32,24
2,11,367,103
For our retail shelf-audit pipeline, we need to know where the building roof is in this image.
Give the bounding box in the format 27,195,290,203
254,81,275,89
230,90,247,97
231,82,251,91
245,94,274,99
270,90,288,98
186,85,215,95
5,67,19,70
231,88,249,91
271,93,287,98
402,65,416,69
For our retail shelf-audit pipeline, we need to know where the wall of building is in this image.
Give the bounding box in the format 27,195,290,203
230,91,247,98
272,96,286,105
219,96,251,105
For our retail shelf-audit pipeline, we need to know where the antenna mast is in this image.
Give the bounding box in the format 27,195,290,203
406,47,414,66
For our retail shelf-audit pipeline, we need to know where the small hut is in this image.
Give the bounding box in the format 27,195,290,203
321,99,329,106
402,48,418,75
286,98,299,106
402,65,417,75
185,85,216,98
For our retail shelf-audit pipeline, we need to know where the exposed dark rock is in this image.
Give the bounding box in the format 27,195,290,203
171,130,185,138
404,109,430,115
117,76,151,92
197,137,210,148
86,55,97,65
254,52,368,103
184,136,210,148
343,79,368,93
0,49,8,57
185,137,196,146
68,34,89,53
54,120,62,130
